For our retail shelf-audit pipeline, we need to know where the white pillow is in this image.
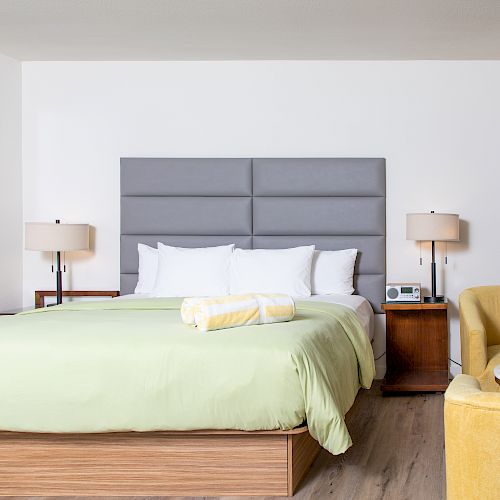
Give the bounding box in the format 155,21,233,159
152,243,235,297
230,246,315,298
134,243,158,294
311,248,358,295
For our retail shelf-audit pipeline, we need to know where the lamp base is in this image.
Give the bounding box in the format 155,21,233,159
424,295,445,303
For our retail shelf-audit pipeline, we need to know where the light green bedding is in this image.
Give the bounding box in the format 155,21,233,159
0,298,374,454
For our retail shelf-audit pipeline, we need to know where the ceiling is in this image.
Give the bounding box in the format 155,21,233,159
1,0,500,61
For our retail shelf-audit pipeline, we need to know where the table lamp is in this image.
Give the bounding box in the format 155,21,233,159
25,220,90,305
406,211,459,303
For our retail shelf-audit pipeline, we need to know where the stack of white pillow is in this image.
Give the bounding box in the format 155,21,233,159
135,243,358,298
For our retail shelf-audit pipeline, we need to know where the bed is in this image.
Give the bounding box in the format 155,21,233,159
0,158,385,496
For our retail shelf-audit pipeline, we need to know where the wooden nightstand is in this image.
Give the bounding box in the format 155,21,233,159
35,290,119,308
381,301,449,392
1,291,120,315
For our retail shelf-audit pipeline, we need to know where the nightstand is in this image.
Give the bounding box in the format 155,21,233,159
35,290,119,308
381,301,449,392
1,291,120,315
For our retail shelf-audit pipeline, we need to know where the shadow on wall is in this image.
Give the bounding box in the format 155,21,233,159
445,219,469,373
439,217,469,330
440,218,469,299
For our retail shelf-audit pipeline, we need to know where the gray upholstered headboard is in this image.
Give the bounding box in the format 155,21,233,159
120,158,386,312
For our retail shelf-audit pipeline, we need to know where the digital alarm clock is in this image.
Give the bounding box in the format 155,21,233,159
385,283,421,302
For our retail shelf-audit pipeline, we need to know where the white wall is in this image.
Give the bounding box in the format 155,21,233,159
22,61,500,376
0,53,22,310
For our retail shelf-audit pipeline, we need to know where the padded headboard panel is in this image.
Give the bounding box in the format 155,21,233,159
121,158,386,312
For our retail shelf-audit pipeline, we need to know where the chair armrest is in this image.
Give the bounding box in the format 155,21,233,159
445,375,500,500
459,293,488,376
445,374,500,410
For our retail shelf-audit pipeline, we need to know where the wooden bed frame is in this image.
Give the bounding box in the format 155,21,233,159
0,425,321,497
0,159,385,497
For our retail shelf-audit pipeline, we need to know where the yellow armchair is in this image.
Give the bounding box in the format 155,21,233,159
459,286,500,391
444,375,500,500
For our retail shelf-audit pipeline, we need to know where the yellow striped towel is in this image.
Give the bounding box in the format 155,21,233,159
181,294,295,332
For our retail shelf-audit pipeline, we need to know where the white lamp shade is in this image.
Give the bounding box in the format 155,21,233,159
406,213,459,242
25,222,89,251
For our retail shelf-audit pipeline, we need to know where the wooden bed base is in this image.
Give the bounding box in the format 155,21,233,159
0,425,321,497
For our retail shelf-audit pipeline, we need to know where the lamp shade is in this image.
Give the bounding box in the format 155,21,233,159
25,222,89,251
406,213,459,242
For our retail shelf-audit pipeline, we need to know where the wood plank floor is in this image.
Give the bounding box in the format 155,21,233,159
5,382,445,500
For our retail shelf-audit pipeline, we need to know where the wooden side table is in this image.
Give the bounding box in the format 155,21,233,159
381,301,449,392
35,290,120,308
1,291,120,315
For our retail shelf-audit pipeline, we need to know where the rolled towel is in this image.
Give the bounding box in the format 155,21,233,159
181,294,295,332
180,297,202,325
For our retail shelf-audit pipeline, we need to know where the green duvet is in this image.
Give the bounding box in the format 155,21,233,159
0,298,374,454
